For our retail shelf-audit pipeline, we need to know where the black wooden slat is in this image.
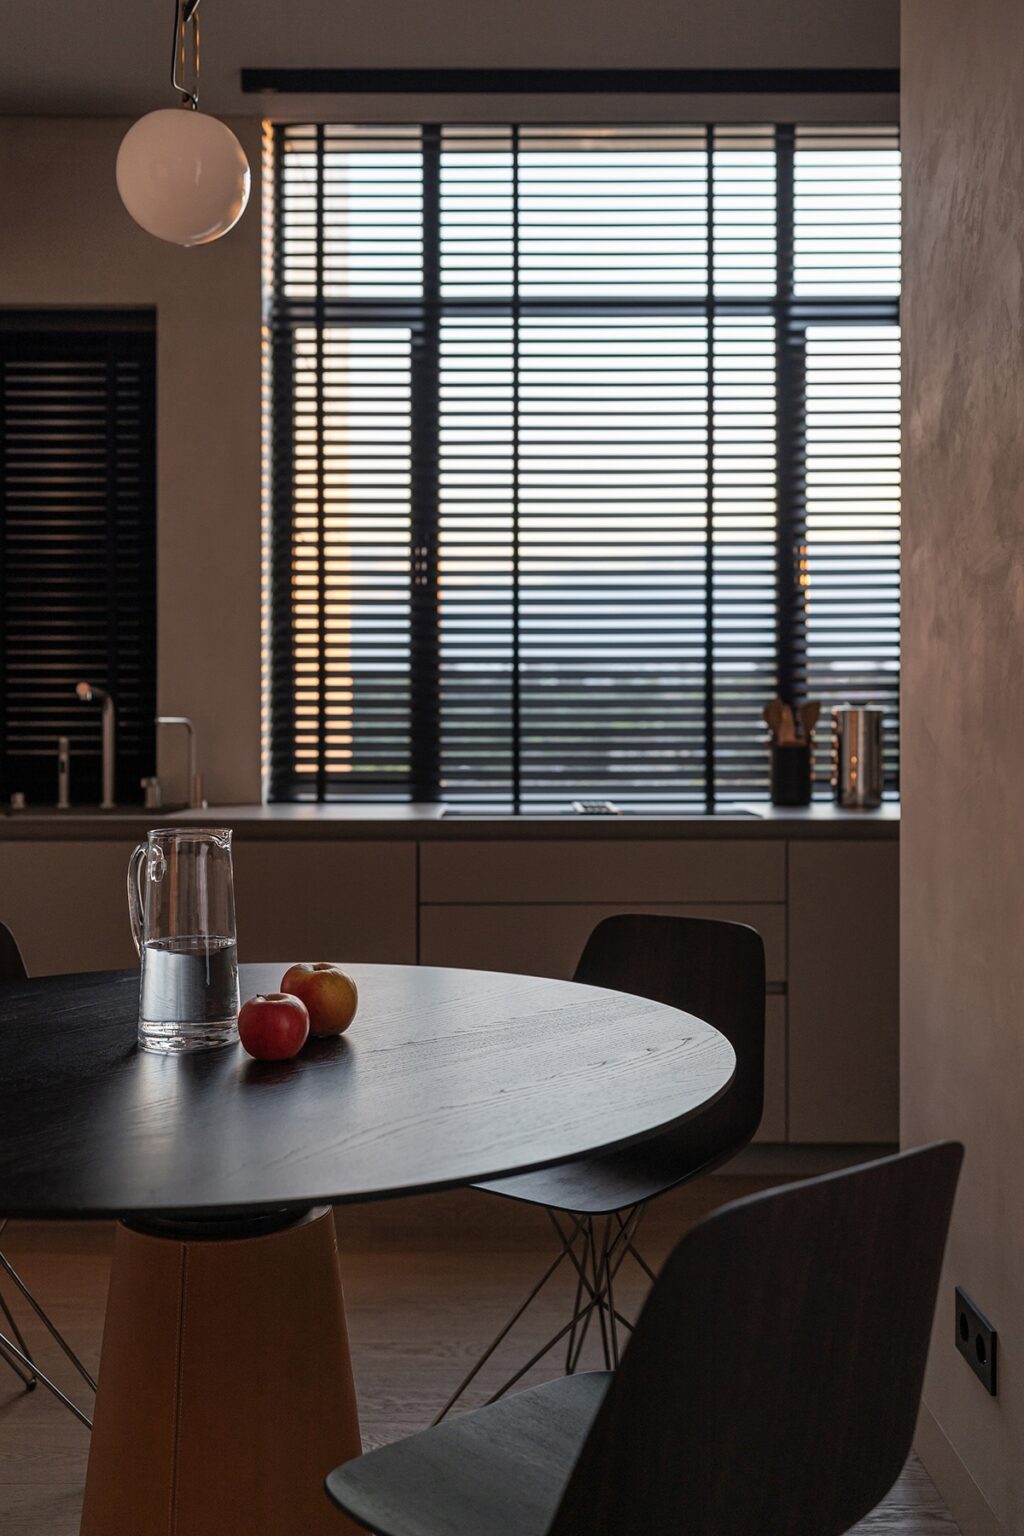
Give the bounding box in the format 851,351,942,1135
0,318,157,804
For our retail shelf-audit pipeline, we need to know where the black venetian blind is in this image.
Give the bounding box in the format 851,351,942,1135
0,313,157,807
267,123,900,809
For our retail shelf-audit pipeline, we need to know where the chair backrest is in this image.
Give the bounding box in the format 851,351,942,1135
0,922,27,982
574,914,765,1169
551,1142,963,1536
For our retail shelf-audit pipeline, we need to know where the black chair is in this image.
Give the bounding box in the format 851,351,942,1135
0,921,95,1426
328,1142,963,1536
437,914,765,1417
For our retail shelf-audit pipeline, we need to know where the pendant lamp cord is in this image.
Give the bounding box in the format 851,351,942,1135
171,0,202,109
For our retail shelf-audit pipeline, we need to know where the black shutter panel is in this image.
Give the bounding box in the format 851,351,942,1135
0,313,157,807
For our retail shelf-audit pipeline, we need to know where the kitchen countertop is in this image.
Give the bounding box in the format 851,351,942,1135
0,801,900,842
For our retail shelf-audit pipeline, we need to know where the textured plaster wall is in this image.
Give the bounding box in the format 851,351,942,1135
902,2,1024,1529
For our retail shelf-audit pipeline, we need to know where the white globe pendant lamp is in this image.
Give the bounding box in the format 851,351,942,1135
117,108,250,247
117,0,250,248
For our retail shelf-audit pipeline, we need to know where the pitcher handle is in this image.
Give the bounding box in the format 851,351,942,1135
127,843,147,956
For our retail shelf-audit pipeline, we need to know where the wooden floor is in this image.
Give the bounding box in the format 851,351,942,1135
0,1179,960,1535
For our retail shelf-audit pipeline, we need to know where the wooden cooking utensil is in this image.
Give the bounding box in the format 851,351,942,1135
800,701,821,740
763,698,785,740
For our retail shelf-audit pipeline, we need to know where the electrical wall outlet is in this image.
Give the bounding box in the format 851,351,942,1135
955,1286,997,1395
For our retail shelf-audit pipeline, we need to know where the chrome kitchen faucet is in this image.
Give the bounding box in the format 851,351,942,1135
75,682,116,810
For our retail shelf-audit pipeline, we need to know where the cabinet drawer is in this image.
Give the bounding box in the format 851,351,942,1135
754,995,787,1143
787,841,898,1143
420,840,785,905
420,901,786,984
233,841,417,965
0,840,139,975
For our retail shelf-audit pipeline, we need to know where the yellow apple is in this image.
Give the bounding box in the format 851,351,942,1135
280,962,358,1037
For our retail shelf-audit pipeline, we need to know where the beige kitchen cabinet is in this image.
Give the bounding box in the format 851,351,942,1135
420,839,785,905
0,839,139,974
0,837,419,976
232,841,417,964
787,841,899,1143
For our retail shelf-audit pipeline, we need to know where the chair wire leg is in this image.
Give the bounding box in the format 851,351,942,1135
597,1212,631,1369
0,1330,92,1429
601,1217,621,1370
587,1219,613,1370
0,1331,37,1389
0,1281,36,1384
483,1303,596,1406
598,1209,640,1367
530,1204,643,1385
566,1292,592,1375
431,1220,582,1425
563,1246,587,1373
550,1211,598,1293
437,1197,653,1421
568,1223,602,1373
550,1210,604,1331
0,1249,97,1392
593,1217,613,1368
562,1216,605,1374
481,1217,611,1404
0,1224,35,1389
598,1206,648,1343
565,1205,636,1373
615,1201,656,1283
606,1209,640,1333
623,1239,656,1282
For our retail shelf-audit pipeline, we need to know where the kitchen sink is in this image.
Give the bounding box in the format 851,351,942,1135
441,806,763,819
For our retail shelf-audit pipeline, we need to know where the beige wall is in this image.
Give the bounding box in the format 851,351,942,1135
3,0,899,116
0,117,263,805
902,2,1024,1530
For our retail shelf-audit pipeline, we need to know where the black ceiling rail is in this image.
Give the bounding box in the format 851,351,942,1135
242,67,899,97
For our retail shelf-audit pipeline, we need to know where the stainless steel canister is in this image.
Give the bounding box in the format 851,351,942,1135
832,705,885,809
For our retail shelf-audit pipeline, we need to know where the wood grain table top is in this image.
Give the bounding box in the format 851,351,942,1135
0,962,735,1219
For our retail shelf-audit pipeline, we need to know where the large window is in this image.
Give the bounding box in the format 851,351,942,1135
266,122,900,809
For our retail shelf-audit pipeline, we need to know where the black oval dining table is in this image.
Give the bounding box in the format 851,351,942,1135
0,961,735,1536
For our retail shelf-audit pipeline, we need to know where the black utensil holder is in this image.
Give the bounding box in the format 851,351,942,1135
771,743,812,807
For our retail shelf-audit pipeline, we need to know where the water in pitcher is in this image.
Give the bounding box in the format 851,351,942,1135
138,935,239,1053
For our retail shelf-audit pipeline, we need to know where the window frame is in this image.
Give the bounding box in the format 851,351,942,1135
266,121,900,808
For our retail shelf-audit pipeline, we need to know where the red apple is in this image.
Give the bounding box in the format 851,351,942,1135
238,992,309,1060
280,962,358,1037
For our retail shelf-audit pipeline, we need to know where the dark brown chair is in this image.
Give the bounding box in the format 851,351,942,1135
0,921,95,1427
0,920,26,982
328,1142,963,1536
437,914,765,1416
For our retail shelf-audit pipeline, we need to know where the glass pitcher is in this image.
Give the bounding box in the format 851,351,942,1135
128,828,239,1053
